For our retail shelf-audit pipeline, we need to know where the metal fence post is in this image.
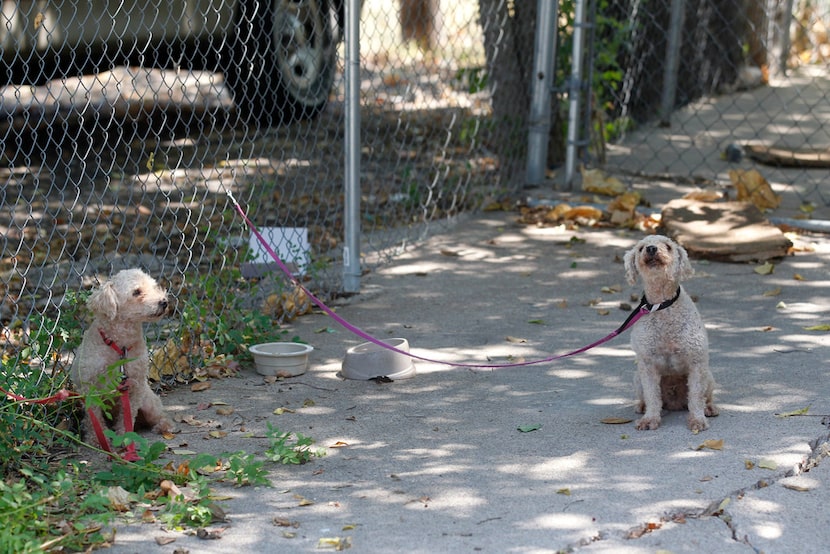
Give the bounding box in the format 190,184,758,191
343,0,362,293
564,0,587,188
659,0,685,126
526,0,559,187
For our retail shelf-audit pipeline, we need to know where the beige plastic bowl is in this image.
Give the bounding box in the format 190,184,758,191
341,338,416,380
248,342,313,377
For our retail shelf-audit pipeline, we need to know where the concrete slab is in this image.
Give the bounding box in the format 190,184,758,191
102,211,830,553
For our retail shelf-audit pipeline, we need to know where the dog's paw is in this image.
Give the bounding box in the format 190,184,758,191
152,419,178,435
687,414,710,432
635,416,661,430
705,404,719,417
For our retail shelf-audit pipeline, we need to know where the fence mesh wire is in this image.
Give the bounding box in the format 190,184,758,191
0,0,828,411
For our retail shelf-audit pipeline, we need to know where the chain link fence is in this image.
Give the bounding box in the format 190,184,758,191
0,0,828,419
574,0,830,219
0,0,500,408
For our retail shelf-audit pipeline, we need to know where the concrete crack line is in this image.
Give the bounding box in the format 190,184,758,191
568,430,830,553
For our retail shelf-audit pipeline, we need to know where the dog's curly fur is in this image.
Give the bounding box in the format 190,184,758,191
624,235,718,432
71,269,174,442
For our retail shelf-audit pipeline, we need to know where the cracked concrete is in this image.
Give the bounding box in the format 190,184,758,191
103,205,830,553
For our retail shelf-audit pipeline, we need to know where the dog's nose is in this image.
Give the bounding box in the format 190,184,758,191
645,245,658,256
159,299,169,311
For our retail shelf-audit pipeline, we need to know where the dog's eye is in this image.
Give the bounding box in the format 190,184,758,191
132,288,142,297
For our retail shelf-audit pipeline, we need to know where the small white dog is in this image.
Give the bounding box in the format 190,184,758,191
624,235,718,432
71,269,174,441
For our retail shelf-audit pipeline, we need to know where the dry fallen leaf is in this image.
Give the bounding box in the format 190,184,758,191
754,262,775,275
505,336,527,344
154,536,176,545
317,537,351,550
776,406,810,417
208,430,228,439
729,168,781,210
782,482,813,492
762,287,781,297
600,417,634,424
695,438,724,451
191,381,212,392
330,441,349,448
745,459,755,469
215,406,234,416
758,459,778,470
581,167,626,196
556,488,571,496
107,486,132,512
294,495,314,506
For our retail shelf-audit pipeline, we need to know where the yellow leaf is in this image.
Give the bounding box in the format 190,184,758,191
600,417,634,424
341,524,357,531
330,441,349,448
793,273,805,281
274,407,296,415
762,287,781,297
804,324,830,332
556,488,571,496
717,498,731,512
215,406,234,416
776,406,810,417
695,439,724,451
318,537,351,550
754,262,775,275
294,494,314,506
758,459,778,470
744,460,755,469
208,430,227,439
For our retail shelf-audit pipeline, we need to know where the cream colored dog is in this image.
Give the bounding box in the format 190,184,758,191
71,269,174,441
624,235,718,432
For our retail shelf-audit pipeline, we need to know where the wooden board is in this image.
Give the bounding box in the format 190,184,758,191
745,143,830,168
660,199,792,262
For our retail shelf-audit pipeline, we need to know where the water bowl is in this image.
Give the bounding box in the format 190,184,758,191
248,342,313,377
341,338,416,380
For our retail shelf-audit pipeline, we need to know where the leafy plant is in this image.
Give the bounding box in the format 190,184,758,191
225,451,270,487
264,422,326,465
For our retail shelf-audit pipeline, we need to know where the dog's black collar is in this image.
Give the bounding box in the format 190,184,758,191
641,286,682,313
615,287,682,335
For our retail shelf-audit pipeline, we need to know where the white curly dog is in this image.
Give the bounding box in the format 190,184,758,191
624,235,718,432
71,269,174,442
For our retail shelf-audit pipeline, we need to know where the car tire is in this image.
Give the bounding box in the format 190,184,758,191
226,0,336,124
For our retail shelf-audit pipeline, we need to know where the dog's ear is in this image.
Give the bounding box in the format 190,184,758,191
675,243,694,281
624,247,639,285
87,281,119,320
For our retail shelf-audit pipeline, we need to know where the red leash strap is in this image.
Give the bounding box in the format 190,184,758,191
0,386,79,404
118,380,139,461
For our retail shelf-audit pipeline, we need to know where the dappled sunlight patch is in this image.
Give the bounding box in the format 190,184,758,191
549,369,593,379
517,512,598,532
413,487,487,514
499,451,591,480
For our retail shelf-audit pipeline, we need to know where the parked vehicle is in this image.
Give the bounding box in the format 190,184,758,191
0,0,345,122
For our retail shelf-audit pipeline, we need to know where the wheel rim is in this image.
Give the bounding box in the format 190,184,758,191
274,0,326,93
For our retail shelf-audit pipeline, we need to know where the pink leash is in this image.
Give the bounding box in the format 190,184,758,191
227,191,676,369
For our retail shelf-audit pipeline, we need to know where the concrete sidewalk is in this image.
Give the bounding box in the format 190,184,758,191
106,209,830,553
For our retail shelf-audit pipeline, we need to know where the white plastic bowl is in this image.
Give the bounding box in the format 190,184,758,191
341,338,416,380
248,342,313,377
